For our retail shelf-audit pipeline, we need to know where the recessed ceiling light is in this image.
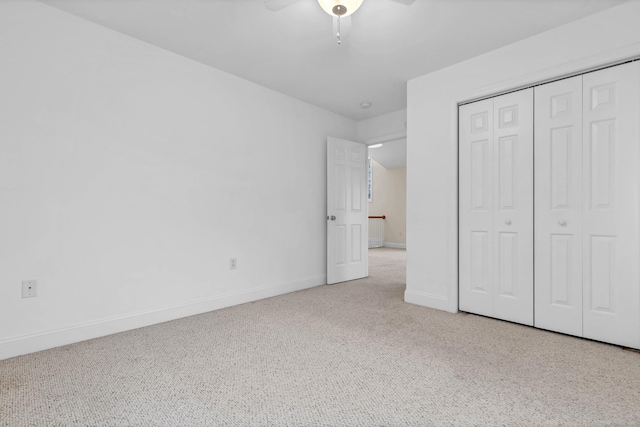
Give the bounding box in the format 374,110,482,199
369,143,383,149
360,102,372,109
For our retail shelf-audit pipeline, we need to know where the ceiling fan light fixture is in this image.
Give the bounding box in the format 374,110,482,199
317,0,364,17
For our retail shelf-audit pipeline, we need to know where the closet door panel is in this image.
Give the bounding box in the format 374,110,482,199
534,76,583,337
459,99,494,316
493,89,534,325
582,62,640,349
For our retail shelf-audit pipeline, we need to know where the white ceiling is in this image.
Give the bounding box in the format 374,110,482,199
369,138,406,169
41,0,627,121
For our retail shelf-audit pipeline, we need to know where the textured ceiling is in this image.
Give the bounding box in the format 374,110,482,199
42,0,628,120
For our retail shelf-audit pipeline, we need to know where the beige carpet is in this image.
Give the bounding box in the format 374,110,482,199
2,247,640,426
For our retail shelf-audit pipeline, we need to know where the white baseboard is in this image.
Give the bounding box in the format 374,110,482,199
404,289,457,313
0,275,325,361
383,242,406,249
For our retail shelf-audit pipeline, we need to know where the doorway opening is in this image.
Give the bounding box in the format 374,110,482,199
367,150,406,250
367,147,406,291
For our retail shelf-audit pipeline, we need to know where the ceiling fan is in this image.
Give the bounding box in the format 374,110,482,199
262,0,416,44
263,0,416,12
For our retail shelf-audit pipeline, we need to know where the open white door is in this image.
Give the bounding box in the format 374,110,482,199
327,137,368,284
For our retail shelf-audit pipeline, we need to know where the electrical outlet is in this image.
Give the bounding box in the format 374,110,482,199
22,280,38,298
230,258,237,270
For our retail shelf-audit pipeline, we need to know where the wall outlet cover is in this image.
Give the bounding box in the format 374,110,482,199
22,280,38,298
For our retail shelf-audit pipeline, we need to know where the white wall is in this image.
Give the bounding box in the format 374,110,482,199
406,2,640,312
0,1,357,359
358,109,406,143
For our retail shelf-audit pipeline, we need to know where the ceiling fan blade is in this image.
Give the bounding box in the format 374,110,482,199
263,0,302,11
387,0,416,5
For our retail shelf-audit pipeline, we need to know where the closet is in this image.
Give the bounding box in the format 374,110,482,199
459,61,640,349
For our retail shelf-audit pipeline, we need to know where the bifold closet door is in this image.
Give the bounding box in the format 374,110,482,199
459,89,534,325
582,62,640,349
534,76,584,337
535,62,640,349
459,98,493,317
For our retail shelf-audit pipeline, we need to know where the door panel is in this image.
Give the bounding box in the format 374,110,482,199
497,135,517,209
589,119,615,208
459,99,494,316
550,234,572,304
327,137,368,284
582,62,640,348
589,235,615,313
493,89,534,325
470,231,490,292
497,232,517,296
471,139,491,211
534,75,584,336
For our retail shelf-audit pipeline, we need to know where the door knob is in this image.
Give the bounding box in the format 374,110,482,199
559,220,567,227
505,219,512,225
328,215,336,221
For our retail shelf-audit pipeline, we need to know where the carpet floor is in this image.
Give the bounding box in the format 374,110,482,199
1,247,640,426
